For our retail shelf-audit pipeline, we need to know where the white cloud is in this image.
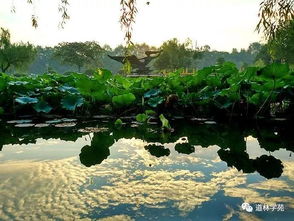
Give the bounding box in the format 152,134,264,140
0,138,293,220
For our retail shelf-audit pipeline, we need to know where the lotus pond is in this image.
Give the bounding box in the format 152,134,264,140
0,118,293,220
1,62,294,120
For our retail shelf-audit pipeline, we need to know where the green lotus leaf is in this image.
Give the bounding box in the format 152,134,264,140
15,96,38,105
43,87,53,91
148,96,164,108
115,75,133,89
145,109,156,116
33,101,53,113
144,89,161,98
76,78,102,96
61,95,84,111
94,69,112,80
261,63,290,79
112,93,136,107
114,118,123,128
136,113,148,123
8,81,29,86
248,93,262,105
59,85,80,94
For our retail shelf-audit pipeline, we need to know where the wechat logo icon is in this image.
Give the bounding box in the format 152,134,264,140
241,202,253,212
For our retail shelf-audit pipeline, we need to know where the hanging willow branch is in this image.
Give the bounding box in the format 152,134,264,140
256,0,294,39
120,0,138,45
22,0,137,44
18,1,294,42
20,0,70,28
58,0,70,28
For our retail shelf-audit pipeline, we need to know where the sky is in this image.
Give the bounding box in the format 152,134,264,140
0,0,263,52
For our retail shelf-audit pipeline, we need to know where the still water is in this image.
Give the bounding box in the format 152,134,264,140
0,119,293,220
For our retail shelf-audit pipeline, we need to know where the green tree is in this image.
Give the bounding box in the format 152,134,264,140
254,44,272,65
268,20,294,63
257,0,294,39
154,38,201,71
248,42,263,56
53,41,104,72
0,28,36,73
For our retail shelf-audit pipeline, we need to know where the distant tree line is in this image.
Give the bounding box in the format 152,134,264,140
1,21,294,75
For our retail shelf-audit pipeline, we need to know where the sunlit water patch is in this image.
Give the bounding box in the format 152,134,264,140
0,121,293,220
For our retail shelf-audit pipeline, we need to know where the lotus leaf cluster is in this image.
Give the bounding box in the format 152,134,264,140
0,63,293,119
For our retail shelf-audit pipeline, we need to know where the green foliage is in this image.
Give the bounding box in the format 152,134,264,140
0,107,3,115
0,62,293,118
154,38,202,71
114,118,123,127
148,96,164,108
112,93,136,107
53,41,104,72
61,95,84,111
145,109,156,116
15,96,38,105
122,59,132,75
261,63,290,79
0,28,36,73
59,85,79,94
144,89,160,98
257,0,294,39
268,19,294,63
33,101,53,113
159,114,171,129
136,113,148,122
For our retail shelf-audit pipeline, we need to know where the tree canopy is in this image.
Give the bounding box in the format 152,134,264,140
268,19,294,63
154,38,202,71
256,0,294,39
53,41,104,72
0,28,36,73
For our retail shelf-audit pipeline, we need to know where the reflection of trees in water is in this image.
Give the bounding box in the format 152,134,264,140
139,122,290,179
79,132,114,167
218,149,284,179
175,143,195,154
254,155,284,179
0,122,85,149
144,144,170,157
255,126,294,152
0,120,293,179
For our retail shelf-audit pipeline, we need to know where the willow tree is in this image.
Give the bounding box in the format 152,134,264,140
14,0,294,43
256,0,294,39
0,28,36,73
18,0,137,45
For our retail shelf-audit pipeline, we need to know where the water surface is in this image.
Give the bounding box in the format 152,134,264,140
0,120,293,220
